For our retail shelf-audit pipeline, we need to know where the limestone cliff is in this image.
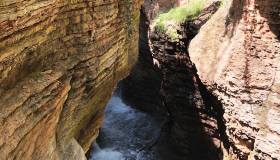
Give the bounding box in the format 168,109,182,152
0,0,142,159
189,0,280,159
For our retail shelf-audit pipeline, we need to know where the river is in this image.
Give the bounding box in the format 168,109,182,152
88,90,163,160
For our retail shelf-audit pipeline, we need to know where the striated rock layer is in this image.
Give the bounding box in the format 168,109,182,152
0,0,142,159
189,0,280,159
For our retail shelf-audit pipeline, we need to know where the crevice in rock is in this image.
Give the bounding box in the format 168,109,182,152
120,1,228,159
121,8,163,117
194,71,231,154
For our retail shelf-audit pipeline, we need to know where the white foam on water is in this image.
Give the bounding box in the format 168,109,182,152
90,148,124,160
90,94,161,160
91,143,124,160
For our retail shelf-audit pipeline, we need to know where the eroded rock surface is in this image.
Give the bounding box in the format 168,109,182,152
122,1,223,159
124,0,280,159
189,0,280,159
0,0,142,159
148,2,222,159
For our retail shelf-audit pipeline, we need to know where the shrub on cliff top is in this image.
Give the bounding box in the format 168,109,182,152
153,0,206,41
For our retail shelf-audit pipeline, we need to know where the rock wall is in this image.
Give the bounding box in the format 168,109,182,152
121,0,189,116
121,9,163,115
121,1,223,159
148,2,222,159
189,0,280,159
123,0,280,159
0,0,142,159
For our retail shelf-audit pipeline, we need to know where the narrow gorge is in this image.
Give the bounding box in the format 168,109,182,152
0,0,279,160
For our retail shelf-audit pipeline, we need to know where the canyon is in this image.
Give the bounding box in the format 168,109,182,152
0,0,279,160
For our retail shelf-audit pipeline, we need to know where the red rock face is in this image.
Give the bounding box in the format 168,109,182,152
0,0,143,160
190,0,280,159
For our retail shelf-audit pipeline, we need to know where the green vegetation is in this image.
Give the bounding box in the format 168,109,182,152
153,0,206,41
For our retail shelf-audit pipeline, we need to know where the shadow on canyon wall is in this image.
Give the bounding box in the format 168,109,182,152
193,71,231,156
193,0,280,159
225,0,279,39
121,9,163,116
122,4,226,159
121,0,280,159
256,0,280,39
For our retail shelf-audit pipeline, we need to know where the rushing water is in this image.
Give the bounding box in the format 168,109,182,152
89,91,162,160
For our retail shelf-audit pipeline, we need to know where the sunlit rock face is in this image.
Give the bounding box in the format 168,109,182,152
0,0,142,159
189,0,280,159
